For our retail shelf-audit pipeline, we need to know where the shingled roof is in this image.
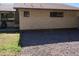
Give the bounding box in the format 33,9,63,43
14,3,79,10
0,3,78,11
0,3,15,11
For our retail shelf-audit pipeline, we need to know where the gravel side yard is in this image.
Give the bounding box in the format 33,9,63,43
19,42,79,56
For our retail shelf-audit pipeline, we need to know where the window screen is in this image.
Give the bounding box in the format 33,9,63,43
24,11,30,17
50,12,64,17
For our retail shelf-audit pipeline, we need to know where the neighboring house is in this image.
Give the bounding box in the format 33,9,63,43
0,3,19,28
14,3,79,30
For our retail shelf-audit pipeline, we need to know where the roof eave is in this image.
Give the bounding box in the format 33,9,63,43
14,7,79,11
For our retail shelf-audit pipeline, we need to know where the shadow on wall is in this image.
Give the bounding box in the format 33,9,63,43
19,29,79,47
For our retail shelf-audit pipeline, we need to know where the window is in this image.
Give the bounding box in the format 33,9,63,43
1,13,7,18
50,12,64,17
1,12,15,21
1,12,14,18
7,12,14,18
24,11,30,17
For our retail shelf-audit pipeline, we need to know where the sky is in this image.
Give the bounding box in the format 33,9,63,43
66,3,79,7
0,0,79,3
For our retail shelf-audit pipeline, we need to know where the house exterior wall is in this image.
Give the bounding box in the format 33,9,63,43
18,9,78,30
76,12,79,28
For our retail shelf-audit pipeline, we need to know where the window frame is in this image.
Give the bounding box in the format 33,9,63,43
24,11,30,17
50,12,64,17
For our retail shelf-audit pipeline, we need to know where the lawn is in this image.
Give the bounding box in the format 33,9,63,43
0,33,21,56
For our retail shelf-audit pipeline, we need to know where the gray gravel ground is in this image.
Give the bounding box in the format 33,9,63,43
19,42,79,56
